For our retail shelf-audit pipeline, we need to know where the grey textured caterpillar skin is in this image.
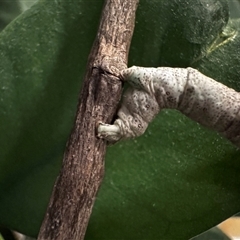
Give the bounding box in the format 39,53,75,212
98,66,240,147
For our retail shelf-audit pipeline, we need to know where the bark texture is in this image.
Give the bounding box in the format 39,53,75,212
37,0,139,239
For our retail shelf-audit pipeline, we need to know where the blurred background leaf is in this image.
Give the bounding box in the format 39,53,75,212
0,0,37,31
0,0,22,31
0,0,239,239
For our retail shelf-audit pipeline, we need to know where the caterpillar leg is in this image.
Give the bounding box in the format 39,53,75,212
97,122,122,143
97,86,160,143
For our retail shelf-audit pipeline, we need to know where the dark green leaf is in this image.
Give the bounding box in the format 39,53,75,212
0,0,239,239
0,0,22,31
0,0,104,235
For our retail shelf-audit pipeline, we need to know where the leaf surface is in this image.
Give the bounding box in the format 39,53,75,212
0,0,239,239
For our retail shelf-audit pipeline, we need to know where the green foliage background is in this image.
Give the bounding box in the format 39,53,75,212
0,0,240,239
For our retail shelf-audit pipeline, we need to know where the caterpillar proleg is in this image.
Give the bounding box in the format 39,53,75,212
98,66,240,147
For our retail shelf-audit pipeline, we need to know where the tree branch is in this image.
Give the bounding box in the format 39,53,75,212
37,0,139,239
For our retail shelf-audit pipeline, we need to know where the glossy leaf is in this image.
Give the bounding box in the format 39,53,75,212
0,0,239,239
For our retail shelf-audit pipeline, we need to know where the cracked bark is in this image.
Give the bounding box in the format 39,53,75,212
37,0,139,239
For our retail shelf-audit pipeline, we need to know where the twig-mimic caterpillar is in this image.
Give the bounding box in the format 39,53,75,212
98,66,240,147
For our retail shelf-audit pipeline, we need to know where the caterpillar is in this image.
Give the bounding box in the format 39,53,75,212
98,66,240,147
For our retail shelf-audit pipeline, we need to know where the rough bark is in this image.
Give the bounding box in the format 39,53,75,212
37,0,139,239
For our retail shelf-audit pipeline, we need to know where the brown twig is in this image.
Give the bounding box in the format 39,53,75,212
37,0,139,239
